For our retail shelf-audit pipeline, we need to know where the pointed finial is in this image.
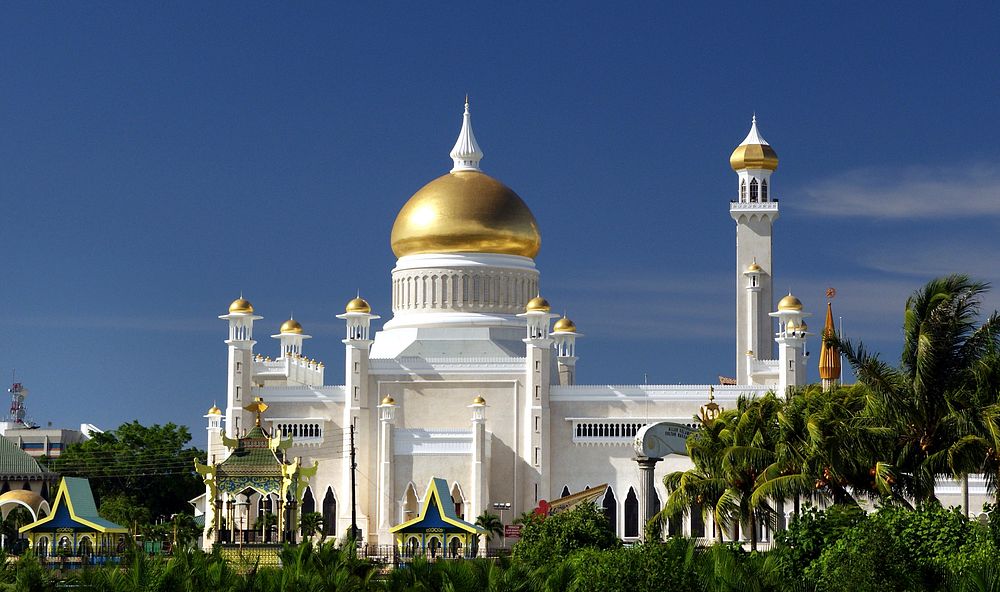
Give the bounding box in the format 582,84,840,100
450,97,484,172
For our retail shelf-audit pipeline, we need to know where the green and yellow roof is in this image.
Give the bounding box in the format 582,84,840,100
20,477,126,535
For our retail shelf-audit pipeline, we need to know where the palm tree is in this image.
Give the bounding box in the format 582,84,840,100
835,275,1000,503
300,511,324,542
475,511,504,547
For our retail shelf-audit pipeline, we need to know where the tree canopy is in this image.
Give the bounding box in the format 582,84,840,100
48,421,206,527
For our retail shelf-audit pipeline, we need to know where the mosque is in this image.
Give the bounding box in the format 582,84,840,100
200,101,823,549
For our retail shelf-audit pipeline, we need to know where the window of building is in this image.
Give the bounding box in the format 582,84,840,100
322,488,337,536
750,178,759,202
740,179,746,201
534,447,540,466
561,486,571,498
534,385,541,399
624,487,639,538
534,416,541,433
602,488,618,535
761,179,768,201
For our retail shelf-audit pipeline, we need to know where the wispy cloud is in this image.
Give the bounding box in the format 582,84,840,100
796,163,1000,219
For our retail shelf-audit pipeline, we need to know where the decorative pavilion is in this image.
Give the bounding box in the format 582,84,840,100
19,477,127,559
391,478,486,558
195,397,317,547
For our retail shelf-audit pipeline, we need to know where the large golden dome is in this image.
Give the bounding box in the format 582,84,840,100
390,171,541,259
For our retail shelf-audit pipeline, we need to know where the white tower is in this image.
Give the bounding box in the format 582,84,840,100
336,296,379,539
769,293,811,395
272,318,311,359
551,315,581,386
376,395,397,544
219,297,261,437
730,116,780,382
468,394,489,530
517,296,557,506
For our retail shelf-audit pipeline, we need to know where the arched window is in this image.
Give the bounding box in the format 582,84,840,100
691,502,706,538
602,487,617,535
301,487,315,515
761,179,768,201
402,483,419,522
624,487,639,538
749,178,759,202
322,487,337,537
740,179,746,201
451,483,465,520
561,485,571,498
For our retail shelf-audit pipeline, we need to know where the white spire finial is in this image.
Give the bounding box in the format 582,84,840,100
740,114,769,146
450,96,484,172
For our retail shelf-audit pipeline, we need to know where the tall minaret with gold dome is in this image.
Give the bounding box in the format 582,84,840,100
730,117,780,382
219,296,261,437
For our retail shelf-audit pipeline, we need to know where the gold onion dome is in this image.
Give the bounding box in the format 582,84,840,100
390,171,541,259
730,116,779,171
381,395,396,406
746,261,762,273
526,295,551,312
472,395,487,405
345,296,372,314
207,405,222,415
229,297,254,314
553,316,577,333
778,293,803,311
280,318,303,334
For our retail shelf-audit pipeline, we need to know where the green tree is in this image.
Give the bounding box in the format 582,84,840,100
50,421,206,525
474,510,503,545
300,511,324,541
512,503,619,570
836,275,1000,502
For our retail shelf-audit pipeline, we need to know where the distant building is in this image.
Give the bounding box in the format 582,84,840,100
0,382,101,458
0,430,57,498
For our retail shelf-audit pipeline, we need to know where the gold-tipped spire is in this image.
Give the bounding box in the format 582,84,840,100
698,386,722,425
244,397,269,426
818,300,842,386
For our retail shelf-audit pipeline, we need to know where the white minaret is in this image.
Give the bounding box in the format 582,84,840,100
769,293,811,395
730,116,780,381
272,318,311,358
336,296,379,540
517,296,557,509
450,95,484,172
219,296,261,437
468,394,489,533
551,315,581,386
376,395,397,544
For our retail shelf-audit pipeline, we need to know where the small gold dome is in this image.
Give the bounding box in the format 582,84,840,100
553,316,577,333
472,395,487,405
390,171,541,259
746,262,762,273
526,295,551,312
345,297,371,314
280,319,303,334
207,405,222,415
730,143,779,171
381,395,396,406
229,297,254,314
778,293,803,311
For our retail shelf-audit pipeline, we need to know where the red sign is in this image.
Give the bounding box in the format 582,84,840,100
504,525,522,539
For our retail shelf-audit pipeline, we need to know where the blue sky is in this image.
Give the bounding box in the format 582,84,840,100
1,3,998,446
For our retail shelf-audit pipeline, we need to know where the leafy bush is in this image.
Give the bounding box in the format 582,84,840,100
569,539,699,592
512,503,620,570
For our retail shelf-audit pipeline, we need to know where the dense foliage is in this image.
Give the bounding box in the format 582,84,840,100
48,421,206,531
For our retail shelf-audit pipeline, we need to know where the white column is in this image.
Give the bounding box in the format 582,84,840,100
377,398,396,544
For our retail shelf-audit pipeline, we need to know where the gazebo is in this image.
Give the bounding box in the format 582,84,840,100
391,478,486,559
195,397,317,548
19,477,127,561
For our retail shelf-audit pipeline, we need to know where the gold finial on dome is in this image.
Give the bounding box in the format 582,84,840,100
526,295,551,312
472,395,486,405
553,316,577,333
345,296,372,314
730,115,779,171
778,292,803,311
229,296,254,314
280,318,303,334
381,395,396,406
